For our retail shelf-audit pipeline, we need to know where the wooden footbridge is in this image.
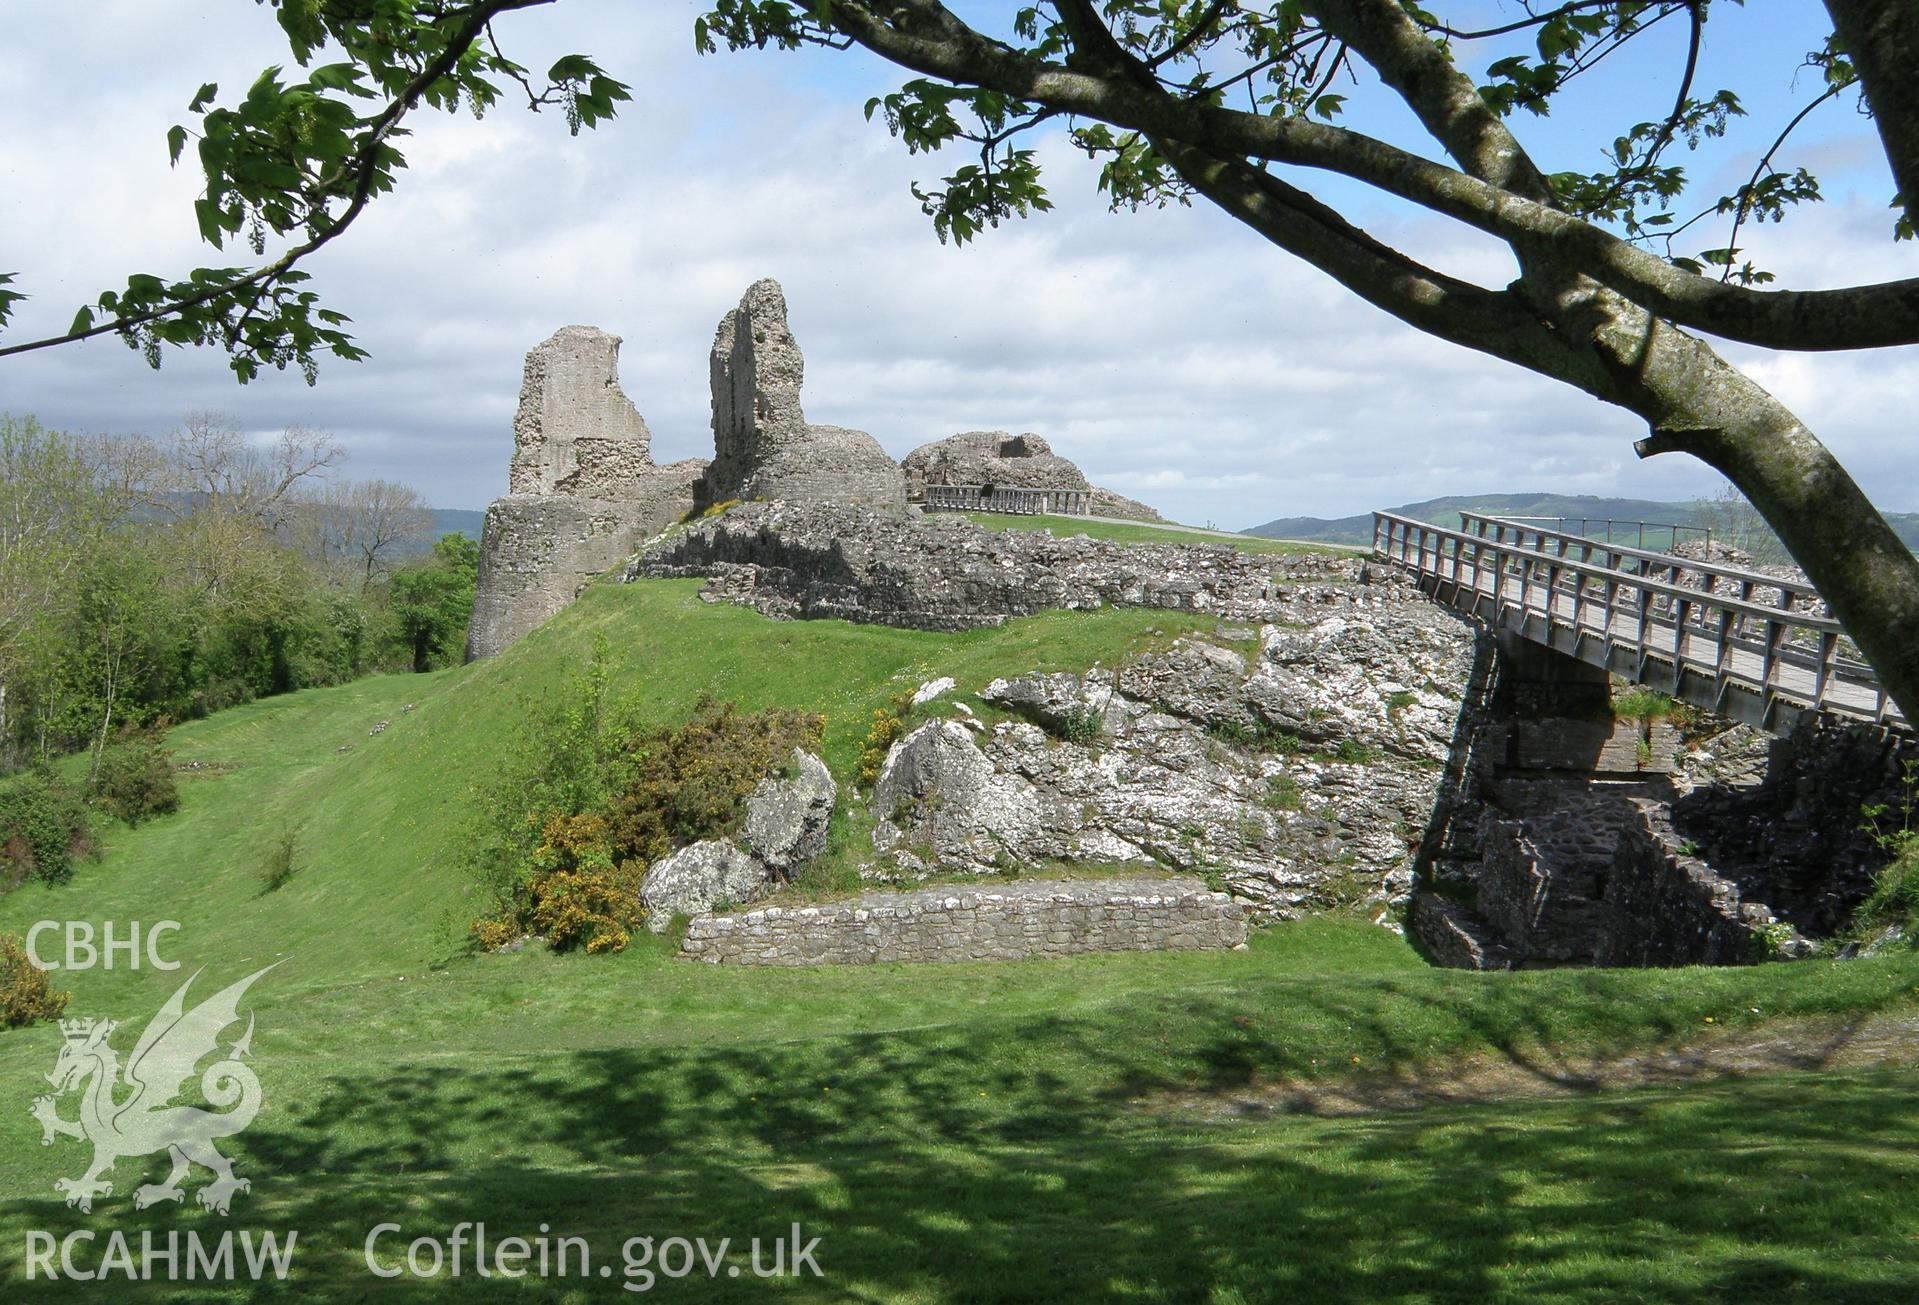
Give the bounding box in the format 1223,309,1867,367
1372,511,1904,733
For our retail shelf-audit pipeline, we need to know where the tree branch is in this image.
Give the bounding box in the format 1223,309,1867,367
0,0,556,363
1154,136,1613,394
823,0,1919,351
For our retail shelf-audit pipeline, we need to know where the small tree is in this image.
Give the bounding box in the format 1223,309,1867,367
387,532,479,672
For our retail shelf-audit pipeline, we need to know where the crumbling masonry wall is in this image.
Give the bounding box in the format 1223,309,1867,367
467,326,704,659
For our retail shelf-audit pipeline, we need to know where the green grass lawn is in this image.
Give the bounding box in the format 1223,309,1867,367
2,921,1916,1300
961,511,1355,555
4,574,1917,1300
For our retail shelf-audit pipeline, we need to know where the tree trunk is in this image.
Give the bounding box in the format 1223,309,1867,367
1577,293,1919,723
1824,0,1919,232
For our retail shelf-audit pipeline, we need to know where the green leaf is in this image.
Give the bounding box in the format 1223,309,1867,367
68,306,95,336
194,198,225,247
167,124,188,165
189,82,219,113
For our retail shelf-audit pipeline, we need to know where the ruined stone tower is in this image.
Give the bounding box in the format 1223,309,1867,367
696,278,907,510
466,326,705,659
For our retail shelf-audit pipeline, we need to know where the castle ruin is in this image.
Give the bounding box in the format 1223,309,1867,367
468,280,1163,657
465,326,704,659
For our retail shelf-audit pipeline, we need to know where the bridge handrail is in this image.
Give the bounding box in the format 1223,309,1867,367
1495,515,1711,551
1460,511,1824,604
1373,509,1894,724
1373,511,1847,633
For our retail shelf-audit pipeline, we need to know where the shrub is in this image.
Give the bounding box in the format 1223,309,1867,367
605,696,825,863
474,811,646,953
1853,758,1919,949
1055,706,1104,745
256,827,299,893
0,933,69,1028
465,664,822,955
858,691,914,786
1854,853,1919,946
0,772,94,887
1613,688,1676,722
90,737,179,824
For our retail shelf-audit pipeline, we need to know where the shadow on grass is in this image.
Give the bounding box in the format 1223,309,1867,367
5,966,1917,1302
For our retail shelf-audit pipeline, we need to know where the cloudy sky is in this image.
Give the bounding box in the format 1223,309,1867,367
5,2,1917,528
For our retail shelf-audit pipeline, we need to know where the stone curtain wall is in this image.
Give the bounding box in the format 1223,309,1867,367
1595,800,1810,966
680,877,1248,966
630,501,1333,631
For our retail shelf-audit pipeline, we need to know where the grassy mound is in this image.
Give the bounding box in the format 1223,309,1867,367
0,576,1238,1005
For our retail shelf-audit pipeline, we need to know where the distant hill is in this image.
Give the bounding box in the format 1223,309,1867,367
1247,492,1919,555
432,507,486,540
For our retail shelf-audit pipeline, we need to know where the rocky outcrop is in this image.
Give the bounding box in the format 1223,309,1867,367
680,876,1247,966
468,326,705,659
638,749,838,929
741,749,836,874
697,279,906,510
864,600,1486,920
627,501,1347,631
641,841,770,929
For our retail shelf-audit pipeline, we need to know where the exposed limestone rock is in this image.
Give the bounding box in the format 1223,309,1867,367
468,326,707,659
910,677,956,708
865,600,1486,921
627,500,1348,631
698,279,906,509
871,721,1046,870
741,750,836,875
641,840,771,930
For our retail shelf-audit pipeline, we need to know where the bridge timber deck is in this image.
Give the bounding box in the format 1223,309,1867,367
1372,510,1904,734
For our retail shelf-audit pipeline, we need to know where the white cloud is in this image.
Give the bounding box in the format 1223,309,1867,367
3,1,1916,529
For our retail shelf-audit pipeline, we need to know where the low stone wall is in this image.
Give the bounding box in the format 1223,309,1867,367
630,501,1349,631
680,876,1248,966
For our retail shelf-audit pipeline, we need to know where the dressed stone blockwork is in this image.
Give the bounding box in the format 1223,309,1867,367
680,877,1247,966
467,326,704,659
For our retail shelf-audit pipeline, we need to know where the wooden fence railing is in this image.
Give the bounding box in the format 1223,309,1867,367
1372,510,1900,730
